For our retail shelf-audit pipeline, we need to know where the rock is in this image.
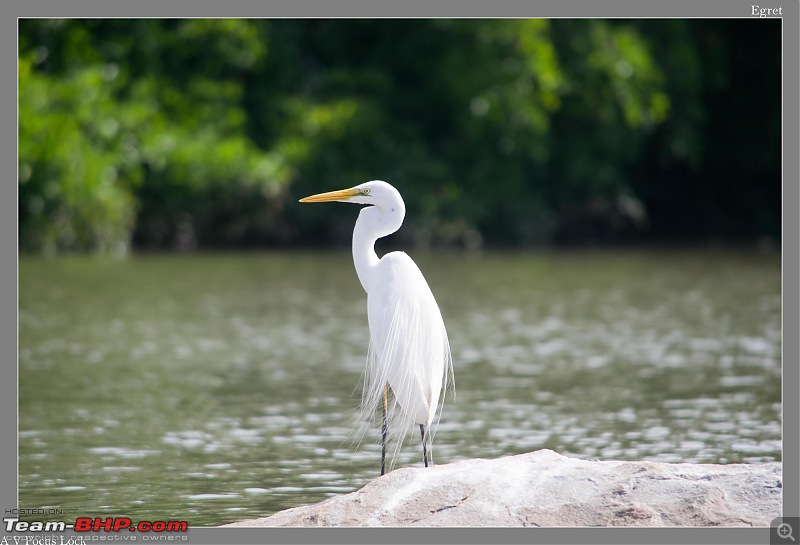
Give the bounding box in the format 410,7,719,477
222,449,782,527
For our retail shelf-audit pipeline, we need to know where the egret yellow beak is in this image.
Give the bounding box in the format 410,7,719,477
299,187,361,203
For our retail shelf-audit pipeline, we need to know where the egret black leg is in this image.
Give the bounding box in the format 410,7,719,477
380,383,387,476
420,424,428,467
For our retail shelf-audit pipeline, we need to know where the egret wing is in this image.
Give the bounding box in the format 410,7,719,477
364,251,452,429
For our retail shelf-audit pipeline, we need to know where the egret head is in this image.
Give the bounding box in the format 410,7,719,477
300,180,406,221
299,180,403,209
300,180,407,240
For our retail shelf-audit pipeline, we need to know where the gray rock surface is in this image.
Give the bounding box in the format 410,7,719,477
223,449,782,527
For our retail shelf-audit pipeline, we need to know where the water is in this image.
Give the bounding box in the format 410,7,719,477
18,249,782,526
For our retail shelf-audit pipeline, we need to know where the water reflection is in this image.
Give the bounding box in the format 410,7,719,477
19,250,781,525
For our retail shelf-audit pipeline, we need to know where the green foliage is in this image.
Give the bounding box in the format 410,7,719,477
276,19,676,245
19,53,140,253
18,19,780,252
20,19,286,252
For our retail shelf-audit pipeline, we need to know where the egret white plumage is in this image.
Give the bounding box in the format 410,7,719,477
299,181,454,475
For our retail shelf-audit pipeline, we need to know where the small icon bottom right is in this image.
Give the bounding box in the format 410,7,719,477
772,518,800,544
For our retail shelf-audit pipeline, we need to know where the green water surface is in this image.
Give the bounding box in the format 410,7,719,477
18,249,782,526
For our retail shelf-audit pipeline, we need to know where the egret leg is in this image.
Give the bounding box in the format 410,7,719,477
380,383,387,476
420,424,428,467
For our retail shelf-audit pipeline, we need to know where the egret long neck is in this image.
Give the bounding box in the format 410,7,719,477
352,208,381,293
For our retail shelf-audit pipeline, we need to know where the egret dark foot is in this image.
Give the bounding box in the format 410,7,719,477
381,383,388,476
420,424,428,467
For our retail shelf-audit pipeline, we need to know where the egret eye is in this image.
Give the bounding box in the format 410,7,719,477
361,188,371,195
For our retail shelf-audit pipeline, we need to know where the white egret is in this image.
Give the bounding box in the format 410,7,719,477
299,181,454,475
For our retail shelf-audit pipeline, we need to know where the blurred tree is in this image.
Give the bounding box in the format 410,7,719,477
275,19,674,247
18,19,781,252
19,19,288,253
633,19,781,242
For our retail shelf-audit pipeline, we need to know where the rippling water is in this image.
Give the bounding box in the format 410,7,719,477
18,250,781,525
